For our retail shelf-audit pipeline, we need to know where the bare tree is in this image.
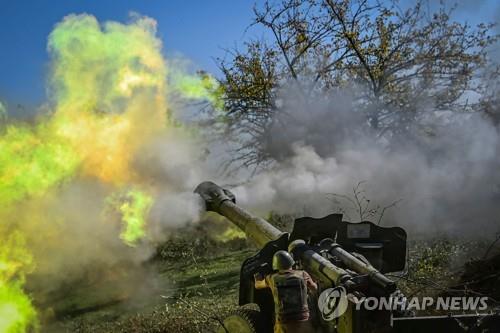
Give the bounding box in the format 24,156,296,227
328,181,402,223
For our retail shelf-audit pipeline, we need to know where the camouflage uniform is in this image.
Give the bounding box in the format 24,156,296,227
263,270,316,333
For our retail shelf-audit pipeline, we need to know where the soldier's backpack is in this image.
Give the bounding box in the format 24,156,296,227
272,271,309,320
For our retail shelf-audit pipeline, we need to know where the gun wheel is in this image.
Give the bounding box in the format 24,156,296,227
216,308,263,333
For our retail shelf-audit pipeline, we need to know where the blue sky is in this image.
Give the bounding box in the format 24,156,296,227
0,0,265,109
0,0,498,110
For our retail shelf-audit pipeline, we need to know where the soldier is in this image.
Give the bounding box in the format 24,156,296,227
254,250,318,333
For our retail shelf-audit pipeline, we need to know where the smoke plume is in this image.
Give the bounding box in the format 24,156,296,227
233,84,500,236
0,13,216,331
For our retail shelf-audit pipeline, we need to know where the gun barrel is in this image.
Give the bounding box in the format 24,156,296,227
195,182,370,289
195,181,283,247
329,244,396,293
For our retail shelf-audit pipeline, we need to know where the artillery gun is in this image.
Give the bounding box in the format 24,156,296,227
195,181,499,333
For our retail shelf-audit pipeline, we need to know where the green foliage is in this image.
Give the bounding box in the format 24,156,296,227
267,212,295,232
396,238,486,301
155,225,249,262
410,240,456,281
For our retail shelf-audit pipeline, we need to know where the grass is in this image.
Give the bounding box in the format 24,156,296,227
43,248,256,333
42,236,497,332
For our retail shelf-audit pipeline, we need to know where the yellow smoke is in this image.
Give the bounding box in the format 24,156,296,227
48,13,167,184
0,13,168,331
0,231,38,333
0,12,224,332
106,188,154,246
171,70,224,110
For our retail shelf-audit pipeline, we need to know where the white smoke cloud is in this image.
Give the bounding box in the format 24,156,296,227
230,85,500,237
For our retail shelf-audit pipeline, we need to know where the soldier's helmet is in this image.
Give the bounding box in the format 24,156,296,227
272,250,295,271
